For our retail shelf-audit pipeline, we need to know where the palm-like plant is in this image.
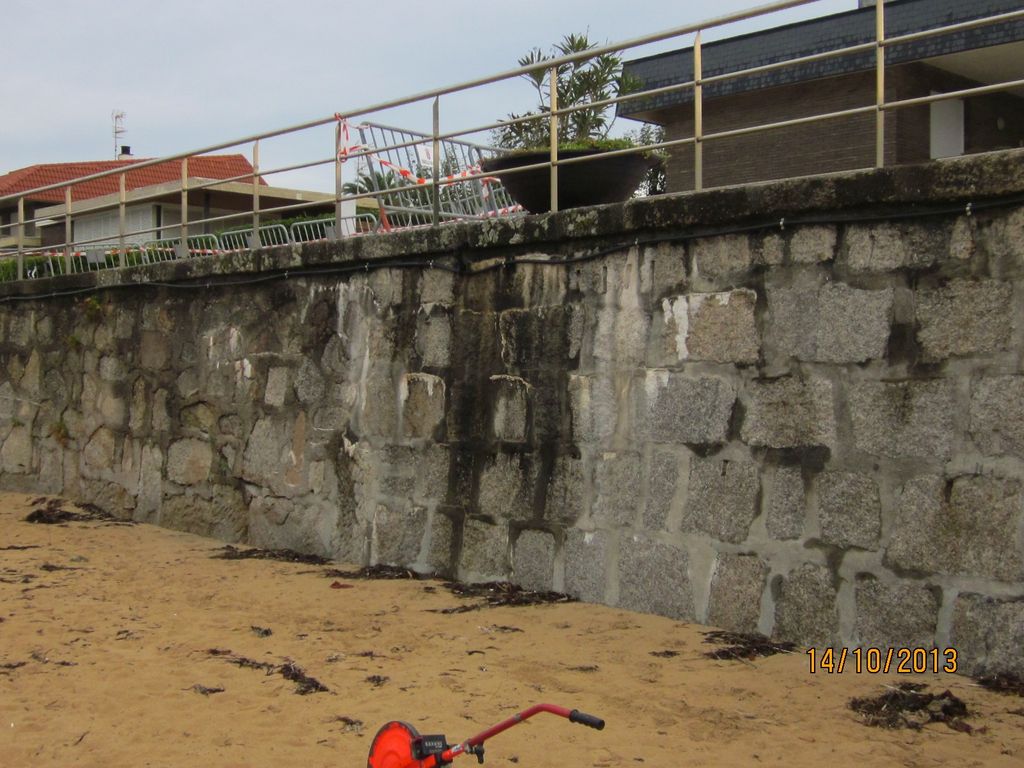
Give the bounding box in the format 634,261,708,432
493,33,635,150
344,155,478,211
342,170,400,196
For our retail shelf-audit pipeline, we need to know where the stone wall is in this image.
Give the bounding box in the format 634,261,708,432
2,150,1023,674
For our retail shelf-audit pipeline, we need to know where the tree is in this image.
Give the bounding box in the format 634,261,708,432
342,169,400,197
625,124,666,196
492,33,637,150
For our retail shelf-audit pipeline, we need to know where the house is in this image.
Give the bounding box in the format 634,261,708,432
619,0,1024,192
0,155,350,252
0,155,266,250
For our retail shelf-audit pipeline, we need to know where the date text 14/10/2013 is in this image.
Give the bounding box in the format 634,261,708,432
807,647,958,674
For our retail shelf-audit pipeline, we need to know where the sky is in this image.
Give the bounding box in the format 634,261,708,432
3,0,855,191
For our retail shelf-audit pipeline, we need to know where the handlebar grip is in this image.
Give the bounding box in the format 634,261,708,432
569,710,605,730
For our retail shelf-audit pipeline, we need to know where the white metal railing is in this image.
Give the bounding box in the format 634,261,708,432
1,0,1022,284
290,214,378,242
218,224,290,252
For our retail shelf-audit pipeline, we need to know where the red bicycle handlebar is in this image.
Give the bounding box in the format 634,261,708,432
428,703,605,767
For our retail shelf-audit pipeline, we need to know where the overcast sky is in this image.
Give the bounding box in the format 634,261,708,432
4,0,855,190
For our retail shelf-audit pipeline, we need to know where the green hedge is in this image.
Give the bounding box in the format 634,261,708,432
0,250,153,282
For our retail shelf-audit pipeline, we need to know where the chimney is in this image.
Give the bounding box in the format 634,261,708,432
118,145,132,159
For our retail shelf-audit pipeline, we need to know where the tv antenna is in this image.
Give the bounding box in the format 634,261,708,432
112,110,126,158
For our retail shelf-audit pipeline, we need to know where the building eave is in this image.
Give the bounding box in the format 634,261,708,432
619,0,1024,119
34,180,339,219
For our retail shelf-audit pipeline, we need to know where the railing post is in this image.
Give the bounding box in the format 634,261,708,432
16,197,24,281
875,0,886,168
549,65,559,213
251,140,261,249
334,120,343,241
118,172,127,268
179,157,189,260
64,186,73,275
694,30,704,191
432,97,441,227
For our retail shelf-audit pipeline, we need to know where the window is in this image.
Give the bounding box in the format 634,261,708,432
930,96,964,159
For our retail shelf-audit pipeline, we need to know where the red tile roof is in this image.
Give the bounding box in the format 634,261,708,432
0,155,265,205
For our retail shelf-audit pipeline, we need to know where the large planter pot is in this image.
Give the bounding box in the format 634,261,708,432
480,148,662,214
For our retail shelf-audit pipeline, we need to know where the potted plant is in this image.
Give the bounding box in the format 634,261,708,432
481,33,663,214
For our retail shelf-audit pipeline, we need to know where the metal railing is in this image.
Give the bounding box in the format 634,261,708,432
351,121,521,229
218,224,290,252
290,214,378,242
0,220,389,281
1,0,1022,284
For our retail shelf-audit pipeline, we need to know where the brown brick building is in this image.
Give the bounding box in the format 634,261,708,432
620,0,1024,192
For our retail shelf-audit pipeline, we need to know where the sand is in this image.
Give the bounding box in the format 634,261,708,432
1,493,1021,768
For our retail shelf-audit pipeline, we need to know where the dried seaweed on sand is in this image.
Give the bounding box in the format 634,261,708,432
322,564,426,580
975,672,1024,697
206,649,328,695
849,682,975,733
702,631,796,661
25,498,122,525
428,581,576,613
213,545,330,566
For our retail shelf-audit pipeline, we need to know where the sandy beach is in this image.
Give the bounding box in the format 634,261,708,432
1,492,1021,768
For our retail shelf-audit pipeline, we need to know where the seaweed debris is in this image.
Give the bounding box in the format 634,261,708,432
430,604,479,615
0,661,27,675
447,581,575,607
702,631,796,661
849,682,974,733
280,662,329,695
318,566,575,612
77,502,112,518
213,545,330,566
976,672,1024,697
323,564,427,580
26,507,83,524
222,550,576,612
650,650,680,658
330,715,364,734
190,684,225,696
0,573,35,585
224,654,276,672
427,581,576,613
25,498,121,525
29,650,76,666
208,650,327,695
